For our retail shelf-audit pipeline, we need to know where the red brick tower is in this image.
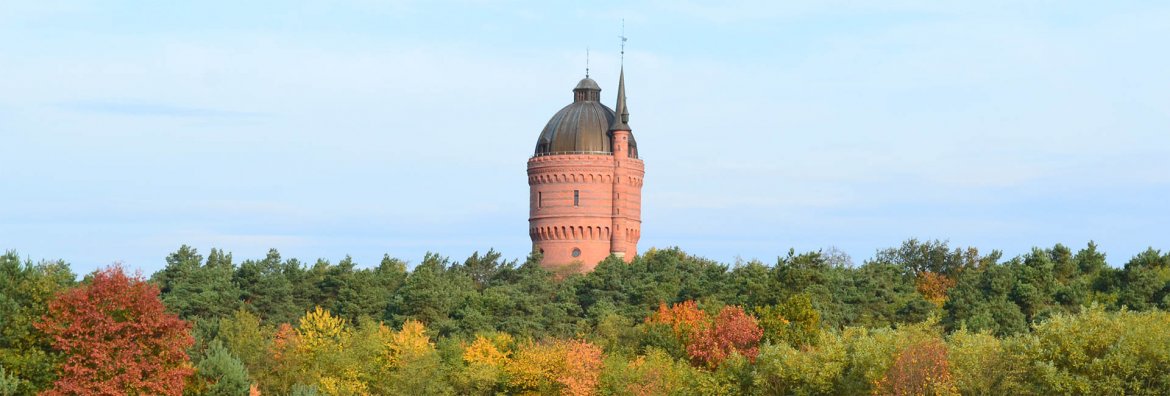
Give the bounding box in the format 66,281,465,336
528,69,644,272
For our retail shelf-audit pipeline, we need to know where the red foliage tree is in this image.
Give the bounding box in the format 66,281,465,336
35,265,194,396
875,339,958,396
686,305,763,368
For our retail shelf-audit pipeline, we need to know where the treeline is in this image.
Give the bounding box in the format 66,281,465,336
2,240,1170,395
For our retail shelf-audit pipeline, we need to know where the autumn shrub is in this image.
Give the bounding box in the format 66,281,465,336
686,306,763,369
839,319,943,394
873,338,958,396
506,339,604,395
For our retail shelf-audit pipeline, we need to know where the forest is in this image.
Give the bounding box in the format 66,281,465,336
2,239,1170,395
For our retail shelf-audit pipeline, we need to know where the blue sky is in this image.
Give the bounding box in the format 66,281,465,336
2,1,1168,275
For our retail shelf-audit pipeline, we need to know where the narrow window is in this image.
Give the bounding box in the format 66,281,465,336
574,190,580,207
538,192,543,208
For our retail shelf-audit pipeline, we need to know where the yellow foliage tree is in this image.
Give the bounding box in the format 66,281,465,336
386,319,434,368
506,339,604,396
268,307,368,395
464,333,512,368
297,306,350,354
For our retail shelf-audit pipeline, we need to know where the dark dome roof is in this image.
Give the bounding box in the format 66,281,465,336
534,78,616,156
574,77,601,91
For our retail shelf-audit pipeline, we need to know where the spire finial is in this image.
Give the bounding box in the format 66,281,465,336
619,19,627,67
586,47,590,78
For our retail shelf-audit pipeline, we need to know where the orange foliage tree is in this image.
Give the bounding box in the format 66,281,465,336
915,272,956,307
35,265,194,395
874,339,958,396
686,306,763,369
645,300,708,354
507,339,604,395
648,300,707,337
561,340,604,396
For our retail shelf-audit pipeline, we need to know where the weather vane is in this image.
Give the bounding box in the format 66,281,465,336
619,19,627,66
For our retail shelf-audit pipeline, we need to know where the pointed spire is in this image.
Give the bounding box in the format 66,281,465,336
610,67,630,131
612,21,631,131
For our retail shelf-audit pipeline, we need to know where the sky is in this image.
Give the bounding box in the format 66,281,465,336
2,1,1168,275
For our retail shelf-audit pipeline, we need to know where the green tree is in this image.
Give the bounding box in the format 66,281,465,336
195,341,251,396
1116,248,1170,310
0,251,75,394
386,253,477,336
156,246,241,321
943,263,1027,336
235,249,299,325
1009,249,1059,323
332,255,406,323
451,249,514,290
479,255,579,339
872,238,993,278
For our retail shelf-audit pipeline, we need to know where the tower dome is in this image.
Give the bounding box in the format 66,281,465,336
534,78,617,156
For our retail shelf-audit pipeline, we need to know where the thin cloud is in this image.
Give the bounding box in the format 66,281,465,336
57,100,263,118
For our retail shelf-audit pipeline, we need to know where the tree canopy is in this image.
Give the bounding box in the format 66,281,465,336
3,240,1170,395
